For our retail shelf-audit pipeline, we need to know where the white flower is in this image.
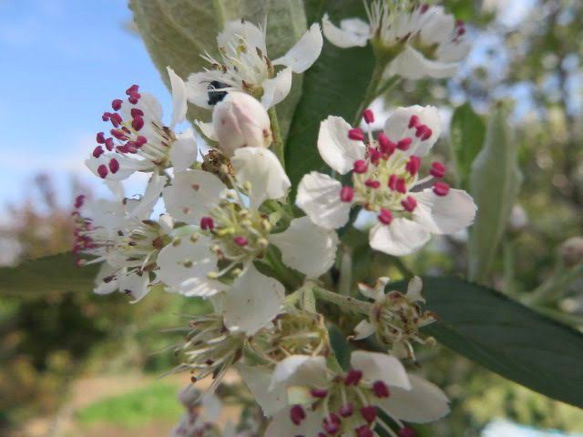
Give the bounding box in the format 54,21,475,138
296,106,477,256
353,276,437,359
187,20,323,109
85,67,198,189
265,350,450,436
323,2,470,79
172,386,226,437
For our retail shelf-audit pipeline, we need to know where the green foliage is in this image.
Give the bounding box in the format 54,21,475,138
468,105,523,284
285,0,375,190
450,103,486,190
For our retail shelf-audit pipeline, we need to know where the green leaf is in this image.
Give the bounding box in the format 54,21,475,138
129,0,307,137
285,1,375,190
421,277,583,408
0,253,99,295
449,103,485,190
468,104,522,283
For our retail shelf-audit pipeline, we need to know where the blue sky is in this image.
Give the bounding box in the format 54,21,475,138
0,0,170,213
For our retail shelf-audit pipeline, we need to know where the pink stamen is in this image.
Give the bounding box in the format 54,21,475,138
348,128,365,141
112,99,123,111
200,216,214,231
397,138,412,151
433,181,450,196
353,160,368,174
92,146,104,158
363,109,375,124
96,132,106,144
74,195,85,209
323,414,341,434
360,406,377,423
136,135,148,146
339,403,354,418
233,236,249,246
409,115,420,129
126,84,139,95
430,161,446,178
310,388,329,399
406,156,422,176
401,196,417,212
109,158,120,174
131,108,144,117
416,125,433,141
290,405,306,425
365,179,380,189
372,380,390,398
369,148,382,165
102,112,111,122
399,427,416,437
128,93,141,104
388,175,398,191
378,209,393,225
111,129,128,141
340,186,354,203
132,116,144,131
420,4,430,13
356,426,374,437
344,369,363,386
97,164,108,179
105,138,114,151
378,132,396,155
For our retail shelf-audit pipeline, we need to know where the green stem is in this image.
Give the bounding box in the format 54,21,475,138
338,246,354,296
263,247,300,290
268,107,285,167
353,60,388,126
313,286,371,314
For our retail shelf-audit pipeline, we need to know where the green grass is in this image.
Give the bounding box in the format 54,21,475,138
76,380,183,428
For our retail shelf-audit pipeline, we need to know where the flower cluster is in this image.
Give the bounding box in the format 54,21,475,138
76,3,475,435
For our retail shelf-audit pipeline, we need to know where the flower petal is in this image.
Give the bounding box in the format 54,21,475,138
223,264,285,335
167,67,188,127
94,263,118,295
413,188,477,235
238,365,287,417
271,355,328,390
218,20,267,55
119,270,150,303
369,218,431,256
231,147,291,209
350,351,411,390
353,319,376,340
186,72,214,109
378,374,450,423
322,14,371,48
388,46,460,80
163,170,227,225
296,172,352,229
406,276,425,303
266,408,324,437
261,67,292,109
195,120,217,141
128,173,165,218
383,105,441,156
318,116,366,174
170,128,199,173
273,23,323,73
269,217,338,278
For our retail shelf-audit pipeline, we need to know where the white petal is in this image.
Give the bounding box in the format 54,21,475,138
223,265,285,335
413,188,477,235
85,155,135,181
317,116,366,174
384,105,441,156
127,173,164,219
121,92,164,125
269,217,338,278
119,270,150,303
353,319,376,340
271,355,328,390
358,276,390,301
218,20,267,55
296,172,352,229
94,263,118,295
420,7,454,45
261,67,292,109
322,14,371,48
406,276,425,303
195,120,217,141
186,72,213,109
170,128,199,172
238,365,287,417
378,374,450,423
389,46,460,80
266,409,324,437
273,23,323,73
350,351,411,390
156,234,222,297
167,67,187,127
231,147,291,208
163,170,227,225
369,218,431,256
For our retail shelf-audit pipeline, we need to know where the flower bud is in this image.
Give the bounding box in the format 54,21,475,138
212,91,272,156
560,237,583,267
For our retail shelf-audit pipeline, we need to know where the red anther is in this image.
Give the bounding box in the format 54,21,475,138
416,125,433,141
339,403,354,417
406,156,422,176
344,369,363,386
356,425,374,437
457,27,466,36
233,236,249,246
136,135,148,146
378,208,393,225
105,138,114,151
102,112,111,121
401,196,417,212
369,148,382,165
97,164,108,179
340,186,354,203
96,132,106,144
399,427,416,437
397,138,412,151
433,181,450,196
372,380,390,398
116,145,129,154
131,108,144,117
132,116,144,131
363,108,375,124
323,414,341,434
365,179,381,189
74,195,85,209
200,216,215,231
378,132,396,155
456,19,465,27
111,129,128,141
430,161,446,178
388,174,398,190
348,128,365,141
92,146,104,158
109,158,120,174
128,93,141,104
310,388,329,399
360,406,377,423
409,115,420,129
353,160,368,174
126,84,139,95
420,4,429,13
112,99,123,111
396,178,407,194
110,112,122,128
290,405,306,425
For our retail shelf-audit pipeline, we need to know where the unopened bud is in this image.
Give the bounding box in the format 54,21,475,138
560,237,583,267
212,92,272,156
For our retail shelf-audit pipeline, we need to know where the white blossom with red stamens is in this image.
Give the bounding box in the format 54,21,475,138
187,20,323,110
296,106,477,256
86,67,198,187
322,1,470,80
260,351,449,436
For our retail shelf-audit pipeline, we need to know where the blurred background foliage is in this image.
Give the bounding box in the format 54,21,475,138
1,0,583,436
